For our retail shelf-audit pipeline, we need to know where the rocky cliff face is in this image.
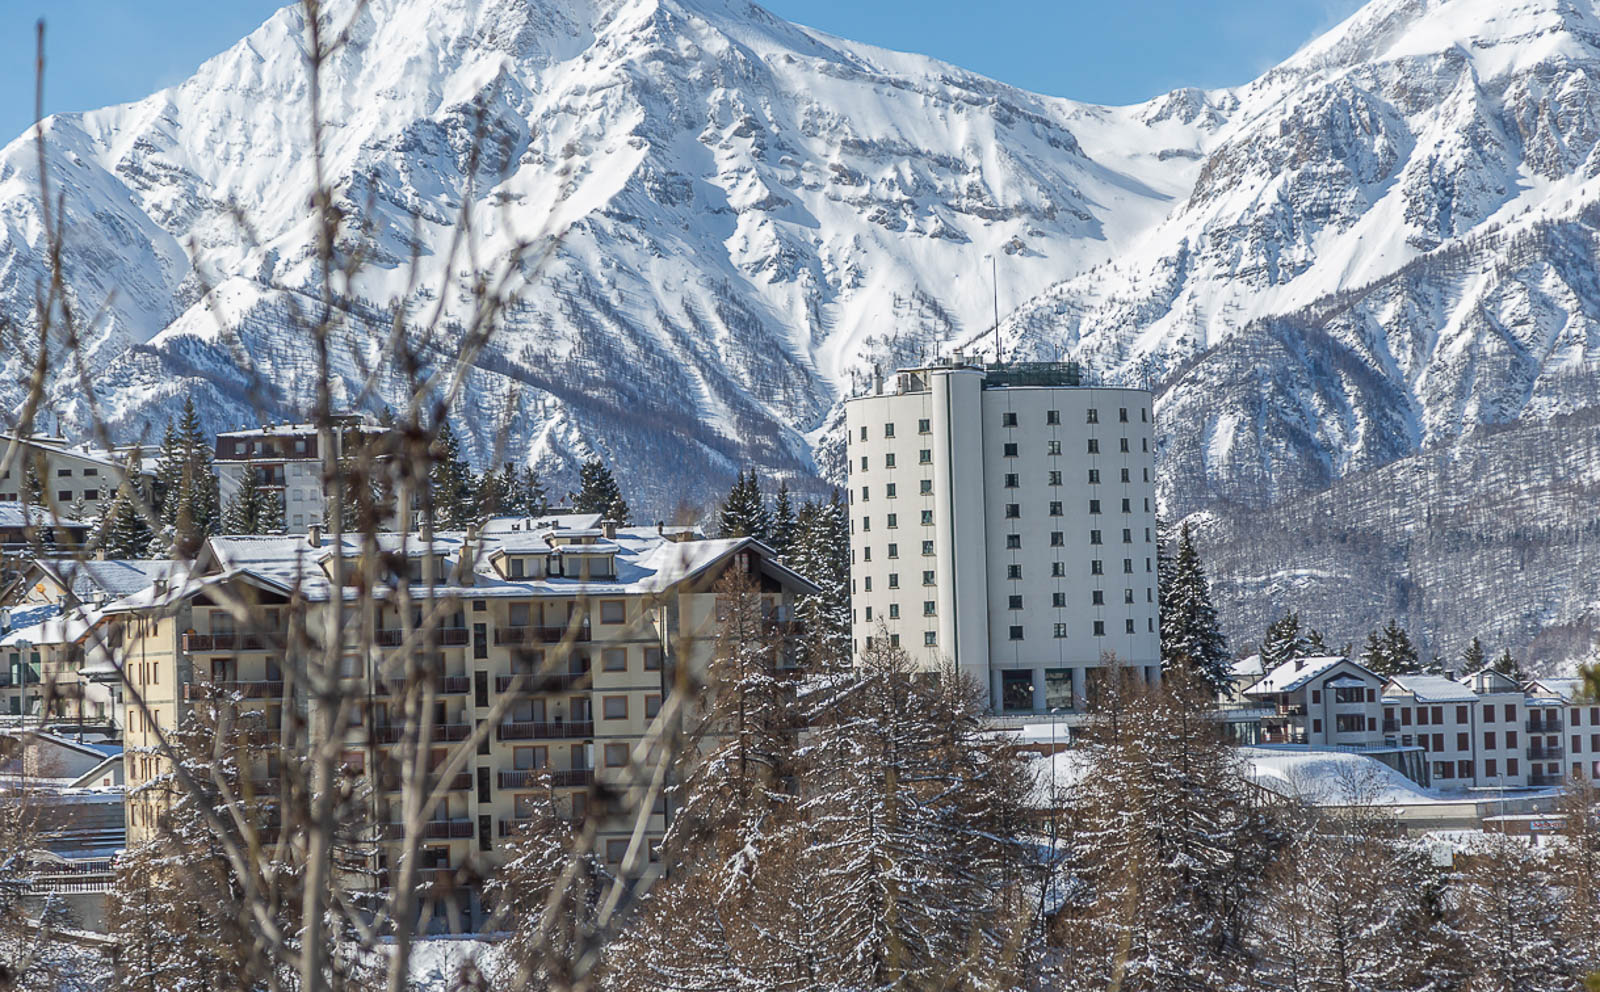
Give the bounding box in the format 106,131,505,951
3,0,1599,664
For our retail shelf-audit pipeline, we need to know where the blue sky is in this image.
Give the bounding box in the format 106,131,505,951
0,0,1363,141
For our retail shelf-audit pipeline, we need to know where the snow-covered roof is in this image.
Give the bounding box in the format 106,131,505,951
195,527,817,603
216,419,381,438
1,603,60,636
1231,654,1264,678
33,559,185,602
0,609,102,647
1385,674,1479,702
0,433,133,473
0,505,92,530
1528,678,1584,702
1245,656,1366,695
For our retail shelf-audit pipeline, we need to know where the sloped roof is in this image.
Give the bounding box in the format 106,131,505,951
202,527,818,602
1528,677,1584,702
1246,656,1369,696
1385,674,1479,702
0,505,92,530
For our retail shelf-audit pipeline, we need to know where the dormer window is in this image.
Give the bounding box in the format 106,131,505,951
549,554,563,577
510,558,524,579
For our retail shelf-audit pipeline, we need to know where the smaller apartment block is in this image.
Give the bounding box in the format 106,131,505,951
213,417,387,534
1237,654,1600,791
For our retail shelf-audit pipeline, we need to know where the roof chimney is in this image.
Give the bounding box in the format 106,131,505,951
602,520,617,540
656,520,664,536
307,523,323,548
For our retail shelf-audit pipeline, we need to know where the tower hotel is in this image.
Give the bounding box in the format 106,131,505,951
844,358,1160,714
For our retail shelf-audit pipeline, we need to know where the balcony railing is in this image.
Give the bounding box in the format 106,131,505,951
498,818,533,838
184,680,285,700
382,820,474,840
374,676,470,696
183,632,272,652
378,772,472,793
497,720,594,742
495,672,590,693
551,769,592,788
369,723,471,744
1530,772,1564,787
498,769,543,789
372,627,470,648
494,623,591,646
1528,717,1564,733
1529,746,1565,760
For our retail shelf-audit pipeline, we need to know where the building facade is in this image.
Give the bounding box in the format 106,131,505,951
105,516,813,927
1382,671,1531,789
1236,656,1599,793
213,417,387,534
0,433,142,511
844,359,1159,713
1243,655,1389,748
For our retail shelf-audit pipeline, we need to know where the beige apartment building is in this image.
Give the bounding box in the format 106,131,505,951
106,514,813,927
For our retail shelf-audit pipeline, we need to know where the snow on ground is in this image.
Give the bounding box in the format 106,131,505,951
1031,744,1466,808
1239,747,1449,805
404,935,505,990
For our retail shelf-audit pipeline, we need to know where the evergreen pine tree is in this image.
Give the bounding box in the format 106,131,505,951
790,490,850,668
572,458,629,522
1158,522,1232,692
718,470,770,541
148,399,222,556
604,493,631,526
99,457,154,560
1304,626,1331,655
176,396,221,536
1362,620,1420,677
769,480,795,559
222,464,284,535
1462,637,1488,674
426,420,477,530
1260,610,1313,670
518,464,550,518
20,451,45,510
1492,648,1525,682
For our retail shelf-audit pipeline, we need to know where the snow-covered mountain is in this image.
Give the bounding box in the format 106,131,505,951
0,0,1190,507
3,0,1600,663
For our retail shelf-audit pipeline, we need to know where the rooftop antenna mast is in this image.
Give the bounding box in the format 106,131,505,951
987,252,1002,365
